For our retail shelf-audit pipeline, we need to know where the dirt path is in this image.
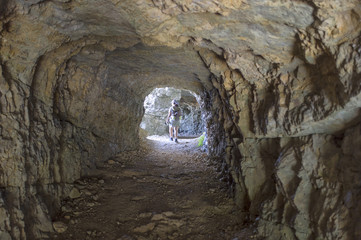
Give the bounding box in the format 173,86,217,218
51,136,254,240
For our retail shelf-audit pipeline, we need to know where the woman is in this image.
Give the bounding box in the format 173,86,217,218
166,99,182,143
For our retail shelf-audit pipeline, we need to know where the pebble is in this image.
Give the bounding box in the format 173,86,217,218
138,212,152,218
83,190,93,196
61,206,71,212
69,188,81,199
151,214,166,221
75,184,86,190
117,235,133,240
108,159,116,164
133,223,156,233
131,196,146,201
53,221,68,233
75,180,86,185
163,211,175,217
73,211,81,216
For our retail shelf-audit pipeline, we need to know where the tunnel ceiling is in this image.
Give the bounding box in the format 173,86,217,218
1,0,360,137
2,0,360,89
32,0,314,62
103,44,212,96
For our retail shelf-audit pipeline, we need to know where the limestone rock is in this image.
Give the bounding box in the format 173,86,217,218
0,231,12,240
107,160,116,165
151,214,166,221
53,221,68,233
133,223,156,233
138,212,152,219
131,196,147,201
69,188,81,199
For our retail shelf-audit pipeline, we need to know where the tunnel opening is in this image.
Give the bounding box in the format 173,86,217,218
2,35,241,239
40,44,242,239
140,87,205,140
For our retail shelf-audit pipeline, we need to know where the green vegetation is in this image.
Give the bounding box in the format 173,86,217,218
198,132,205,147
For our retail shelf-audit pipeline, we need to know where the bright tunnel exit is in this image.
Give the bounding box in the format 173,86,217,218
140,87,204,138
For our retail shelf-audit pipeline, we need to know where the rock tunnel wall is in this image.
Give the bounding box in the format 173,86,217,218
197,37,361,239
0,42,145,239
1,0,361,239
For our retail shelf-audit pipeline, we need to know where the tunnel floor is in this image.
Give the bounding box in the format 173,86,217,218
50,136,254,240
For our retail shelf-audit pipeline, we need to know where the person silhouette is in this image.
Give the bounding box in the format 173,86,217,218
166,99,182,143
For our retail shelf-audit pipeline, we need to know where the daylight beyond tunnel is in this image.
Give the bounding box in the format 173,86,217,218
141,87,204,137
1,0,361,239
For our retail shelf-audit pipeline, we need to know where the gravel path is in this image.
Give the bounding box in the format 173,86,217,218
50,136,255,240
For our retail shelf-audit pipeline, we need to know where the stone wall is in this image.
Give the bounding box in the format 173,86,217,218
0,42,145,239
197,32,361,239
141,87,203,136
253,128,361,239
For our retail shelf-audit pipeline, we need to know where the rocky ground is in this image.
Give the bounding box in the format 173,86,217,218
49,136,256,240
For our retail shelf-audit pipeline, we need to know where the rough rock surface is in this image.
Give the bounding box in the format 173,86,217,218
0,0,361,239
141,87,203,136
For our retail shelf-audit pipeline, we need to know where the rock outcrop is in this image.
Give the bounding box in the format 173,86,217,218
0,0,361,239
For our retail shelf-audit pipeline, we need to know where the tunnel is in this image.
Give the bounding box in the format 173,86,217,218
1,0,361,239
